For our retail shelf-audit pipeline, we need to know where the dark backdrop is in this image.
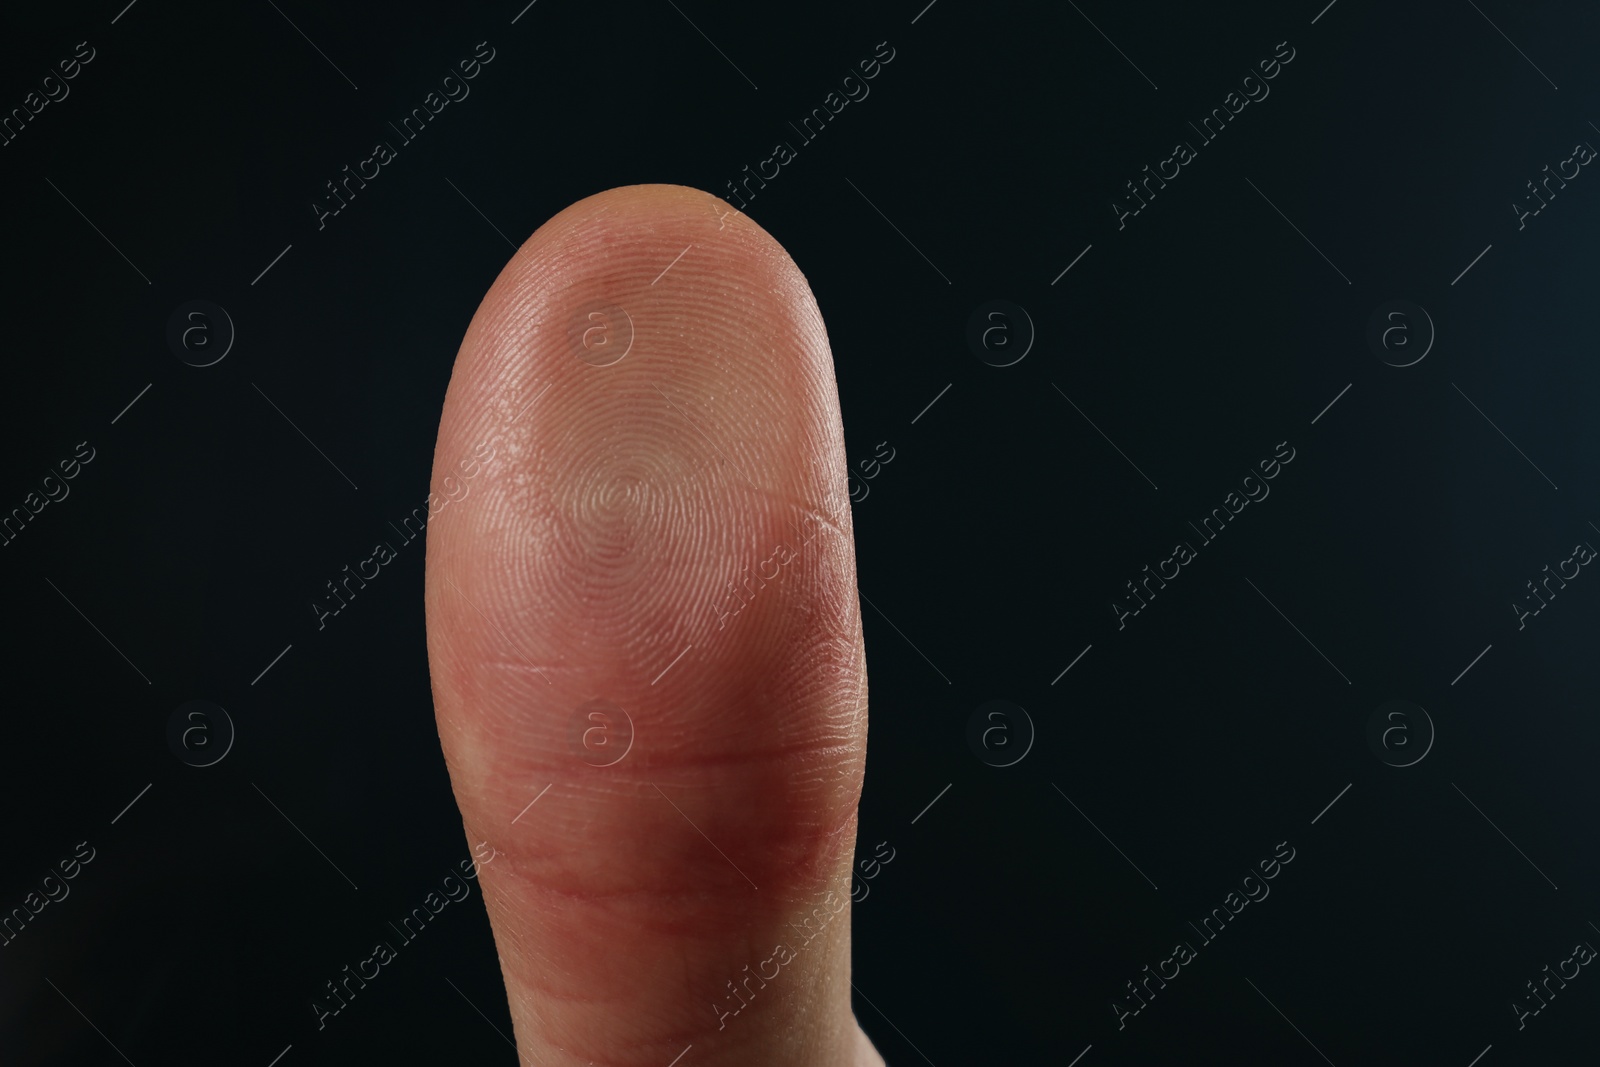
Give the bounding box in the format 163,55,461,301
4,1,1600,1064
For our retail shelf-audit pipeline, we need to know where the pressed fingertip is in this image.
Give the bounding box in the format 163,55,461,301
425,184,872,1067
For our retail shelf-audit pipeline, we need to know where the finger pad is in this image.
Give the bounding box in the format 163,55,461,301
423,184,869,1062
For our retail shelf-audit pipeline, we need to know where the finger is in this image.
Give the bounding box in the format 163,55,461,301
424,184,880,1067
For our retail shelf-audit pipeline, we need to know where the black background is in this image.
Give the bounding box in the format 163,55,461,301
3,1,1600,1064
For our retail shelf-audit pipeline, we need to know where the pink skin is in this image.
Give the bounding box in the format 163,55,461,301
425,184,882,1066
